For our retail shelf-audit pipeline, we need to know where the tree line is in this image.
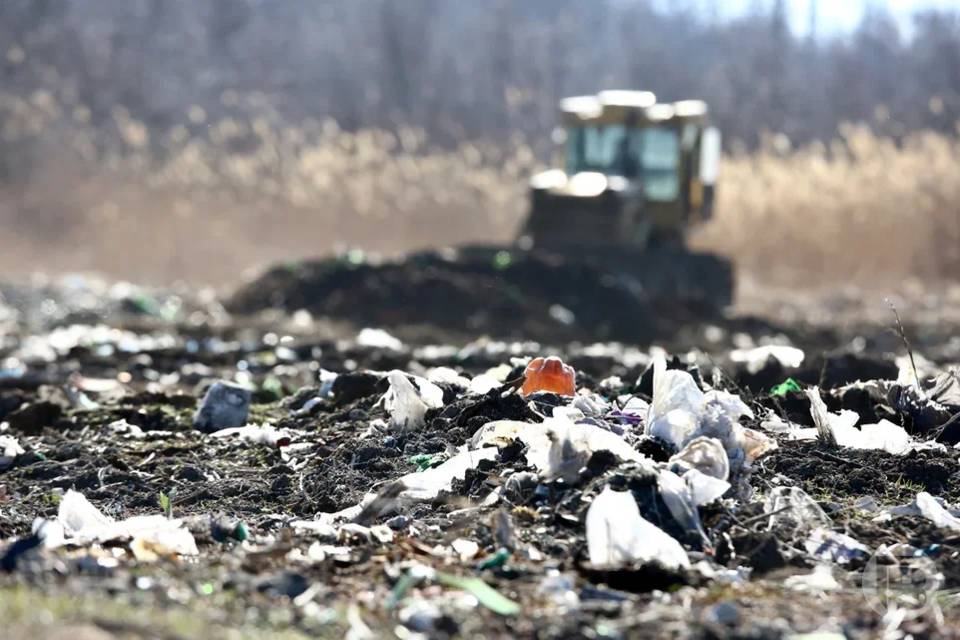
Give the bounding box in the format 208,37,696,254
2,0,959,150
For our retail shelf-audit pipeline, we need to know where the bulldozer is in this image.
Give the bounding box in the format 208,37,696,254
231,90,733,341
522,90,721,252
471,89,733,310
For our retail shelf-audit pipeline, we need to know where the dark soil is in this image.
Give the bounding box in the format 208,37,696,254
2,268,960,639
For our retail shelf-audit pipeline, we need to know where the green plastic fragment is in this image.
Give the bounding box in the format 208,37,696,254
492,251,513,271
408,453,446,471
132,294,161,316
771,378,802,397
261,375,284,399
212,519,248,543
233,521,249,542
200,582,215,596
437,572,521,616
387,571,421,609
476,548,510,571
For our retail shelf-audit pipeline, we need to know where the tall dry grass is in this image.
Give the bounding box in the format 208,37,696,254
694,125,960,284
2,89,959,288
0,91,532,284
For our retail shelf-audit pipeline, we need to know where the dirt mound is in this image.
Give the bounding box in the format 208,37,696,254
227,247,730,343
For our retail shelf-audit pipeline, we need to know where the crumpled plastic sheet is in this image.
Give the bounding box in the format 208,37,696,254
304,446,502,525
669,436,730,481
764,486,832,532
914,491,960,532
879,492,960,524
569,393,611,420
41,489,198,555
382,370,444,430
471,418,652,483
729,345,805,374
806,387,916,454
586,486,689,569
356,327,404,351
927,371,960,409
647,357,706,449
805,528,869,564
210,424,291,447
657,468,726,544
645,356,769,471
400,447,499,501
426,367,470,389
783,564,840,592
0,434,24,470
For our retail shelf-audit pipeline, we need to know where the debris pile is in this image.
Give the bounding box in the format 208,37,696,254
1,280,959,637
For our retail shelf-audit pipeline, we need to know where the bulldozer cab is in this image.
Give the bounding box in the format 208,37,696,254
522,90,721,249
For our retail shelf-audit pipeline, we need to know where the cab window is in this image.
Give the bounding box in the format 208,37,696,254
639,127,680,201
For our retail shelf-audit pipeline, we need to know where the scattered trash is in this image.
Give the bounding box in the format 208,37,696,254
469,374,502,395
382,370,443,431
0,435,24,471
399,448,499,501
805,528,869,564
520,356,576,397
783,564,839,592
914,491,960,532
107,418,145,438
212,517,250,543
730,345,805,373
356,328,405,351
471,418,650,483
477,548,510,571
807,387,915,454
536,570,580,609
586,486,689,569
210,424,291,447
764,487,832,532
5,276,960,636
408,452,447,471
657,468,711,543
669,436,729,481
646,356,768,471
51,490,198,556
451,538,480,561
436,572,521,616
193,380,251,432
702,601,741,627
399,599,447,633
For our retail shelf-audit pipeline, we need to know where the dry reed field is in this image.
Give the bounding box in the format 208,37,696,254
2,89,958,289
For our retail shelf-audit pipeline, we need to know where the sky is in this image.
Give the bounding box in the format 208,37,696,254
668,0,960,36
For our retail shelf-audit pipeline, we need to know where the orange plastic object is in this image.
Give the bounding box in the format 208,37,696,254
521,356,576,397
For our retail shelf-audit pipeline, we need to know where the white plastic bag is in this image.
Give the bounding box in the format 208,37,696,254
646,358,704,449
55,489,198,555
471,417,651,483
586,486,689,569
730,345,804,373
383,370,430,431
807,387,914,454
669,436,729,481
764,486,831,532
916,491,960,532
399,447,499,501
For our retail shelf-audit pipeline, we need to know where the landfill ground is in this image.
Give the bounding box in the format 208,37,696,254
2,255,960,639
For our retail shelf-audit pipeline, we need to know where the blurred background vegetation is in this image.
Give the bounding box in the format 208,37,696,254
1,0,958,286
